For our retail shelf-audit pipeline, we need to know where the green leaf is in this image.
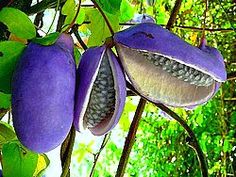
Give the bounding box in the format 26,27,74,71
86,9,119,46
196,114,203,126
61,0,76,15
119,0,135,22
0,7,36,39
61,1,85,30
32,32,60,46
73,47,81,66
2,142,38,177
0,92,11,109
223,139,231,152
33,154,50,177
95,0,122,14
0,122,16,146
0,41,25,93
76,8,86,25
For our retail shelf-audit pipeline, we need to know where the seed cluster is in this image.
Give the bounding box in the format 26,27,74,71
140,51,214,86
84,54,115,128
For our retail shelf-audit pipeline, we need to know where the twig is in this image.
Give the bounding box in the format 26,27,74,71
47,0,60,34
34,11,44,29
71,24,88,50
166,0,183,30
0,109,9,119
89,133,111,177
56,2,66,32
64,0,82,33
115,98,146,177
90,0,114,36
155,104,208,177
126,82,208,177
127,90,136,97
223,98,236,101
60,126,76,177
83,21,234,32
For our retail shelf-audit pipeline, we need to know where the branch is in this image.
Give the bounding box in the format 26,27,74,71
72,24,88,50
60,126,76,177
223,98,236,101
155,104,208,177
89,133,111,177
227,72,236,81
126,82,208,177
166,0,183,30
65,0,82,33
115,98,146,177
90,0,114,36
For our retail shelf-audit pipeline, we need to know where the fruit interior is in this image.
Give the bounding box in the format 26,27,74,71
116,44,216,107
139,51,214,87
84,54,115,128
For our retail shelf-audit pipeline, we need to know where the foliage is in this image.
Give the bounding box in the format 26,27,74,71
0,0,235,177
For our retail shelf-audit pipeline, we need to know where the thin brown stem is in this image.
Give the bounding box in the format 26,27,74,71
65,0,82,33
126,83,208,177
47,0,60,34
90,0,114,36
155,104,208,177
89,133,111,177
60,126,76,177
201,0,208,38
71,24,88,50
166,0,183,30
115,98,146,177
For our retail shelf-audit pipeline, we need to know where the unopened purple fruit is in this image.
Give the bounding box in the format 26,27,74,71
74,46,126,136
12,33,76,153
114,23,226,107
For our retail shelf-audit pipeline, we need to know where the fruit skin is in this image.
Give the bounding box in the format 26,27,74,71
12,33,76,153
73,46,126,136
113,23,227,107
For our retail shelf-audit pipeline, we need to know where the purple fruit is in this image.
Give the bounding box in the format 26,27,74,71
114,23,227,107
12,33,76,153
74,46,126,136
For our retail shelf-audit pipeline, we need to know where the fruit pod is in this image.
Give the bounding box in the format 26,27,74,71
12,33,76,153
114,23,227,108
74,46,126,136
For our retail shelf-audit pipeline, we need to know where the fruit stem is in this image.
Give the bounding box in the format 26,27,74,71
65,0,82,33
91,0,114,36
60,126,76,177
72,24,88,50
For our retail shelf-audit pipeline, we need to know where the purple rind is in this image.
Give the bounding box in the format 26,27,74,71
114,23,227,82
185,40,226,109
12,34,75,153
89,48,126,136
73,46,126,136
73,46,106,132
